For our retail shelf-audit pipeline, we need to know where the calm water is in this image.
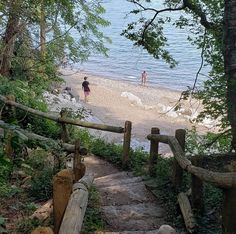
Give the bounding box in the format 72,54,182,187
75,0,209,91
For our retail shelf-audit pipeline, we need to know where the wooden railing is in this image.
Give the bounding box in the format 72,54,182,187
52,140,93,234
147,128,236,234
0,95,132,165
0,94,132,233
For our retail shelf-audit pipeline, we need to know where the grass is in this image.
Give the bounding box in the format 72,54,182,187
81,186,106,233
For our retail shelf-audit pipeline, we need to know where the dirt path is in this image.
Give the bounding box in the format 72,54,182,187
84,155,170,233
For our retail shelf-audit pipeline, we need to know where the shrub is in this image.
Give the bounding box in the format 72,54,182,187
16,218,42,234
28,166,54,201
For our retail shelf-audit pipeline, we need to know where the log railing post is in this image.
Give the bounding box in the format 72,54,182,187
6,95,16,121
5,95,16,158
53,169,74,234
60,109,69,143
149,127,160,177
191,156,204,214
172,129,186,189
122,121,132,167
59,175,94,234
222,164,236,233
73,140,86,181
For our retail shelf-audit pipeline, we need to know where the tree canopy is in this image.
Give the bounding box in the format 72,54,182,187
123,0,236,149
0,0,111,78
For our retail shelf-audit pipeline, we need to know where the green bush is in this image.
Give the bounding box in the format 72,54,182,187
91,138,123,166
0,216,8,234
16,218,42,234
28,166,54,201
70,128,93,148
0,156,12,184
25,149,50,171
186,127,231,155
129,148,149,175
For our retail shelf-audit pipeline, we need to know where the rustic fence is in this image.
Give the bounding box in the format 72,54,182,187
0,94,132,166
53,141,93,234
147,127,236,234
0,94,132,233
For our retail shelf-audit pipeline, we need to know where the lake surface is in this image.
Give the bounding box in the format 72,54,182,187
75,0,209,91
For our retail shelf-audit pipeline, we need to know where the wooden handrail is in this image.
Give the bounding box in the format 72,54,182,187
59,174,94,234
0,95,124,133
148,133,236,189
0,120,75,152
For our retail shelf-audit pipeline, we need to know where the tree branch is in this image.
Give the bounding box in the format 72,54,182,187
183,0,216,30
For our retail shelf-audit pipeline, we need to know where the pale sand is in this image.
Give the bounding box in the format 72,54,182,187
60,69,215,153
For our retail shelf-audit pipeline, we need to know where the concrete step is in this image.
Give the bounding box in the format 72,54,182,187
99,182,156,206
101,203,165,231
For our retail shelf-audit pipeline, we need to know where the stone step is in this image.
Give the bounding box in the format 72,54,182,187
101,203,165,231
95,230,159,234
99,182,156,206
95,174,143,188
95,171,133,183
84,155,120,178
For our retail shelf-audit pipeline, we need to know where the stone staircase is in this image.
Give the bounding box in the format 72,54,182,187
84,155,169,234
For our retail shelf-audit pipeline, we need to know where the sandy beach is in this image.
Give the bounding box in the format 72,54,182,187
60,69,216,153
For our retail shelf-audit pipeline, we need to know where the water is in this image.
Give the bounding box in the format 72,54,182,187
75,0,209,91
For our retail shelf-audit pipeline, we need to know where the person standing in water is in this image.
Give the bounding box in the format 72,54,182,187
141,71,147,86
82,76,90,102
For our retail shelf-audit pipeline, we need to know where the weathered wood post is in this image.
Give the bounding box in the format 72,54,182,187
73,140,86,181
6,95,16,120
191,155,204,214
222,164,236,233
53,169,74,234
59,175,94,234
60,109,69,143
149,127,160,177
5,95,16,158
122,121,132,167
172,129,186,189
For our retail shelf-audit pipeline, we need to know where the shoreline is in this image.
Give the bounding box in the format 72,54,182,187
61,67,183,93
59,68,217,154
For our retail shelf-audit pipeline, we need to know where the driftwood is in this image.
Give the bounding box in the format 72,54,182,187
148,133,236,189
177,192,196,233
59,174,94,234
0,95,124,133
30,199,53,221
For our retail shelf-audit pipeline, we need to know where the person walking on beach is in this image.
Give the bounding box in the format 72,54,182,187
141,71,147,86
82,76,90,102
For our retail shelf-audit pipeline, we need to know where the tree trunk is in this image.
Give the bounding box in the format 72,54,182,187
224,0,236,150
40,0,46,59
0,1,19,76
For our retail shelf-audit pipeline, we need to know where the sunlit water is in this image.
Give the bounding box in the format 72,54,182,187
74,0,209,91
